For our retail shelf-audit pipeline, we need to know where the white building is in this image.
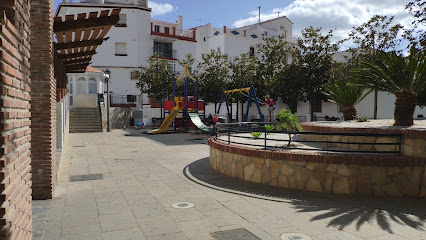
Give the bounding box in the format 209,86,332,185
57,0,425,127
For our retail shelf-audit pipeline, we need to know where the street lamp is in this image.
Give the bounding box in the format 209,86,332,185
104,69,111,132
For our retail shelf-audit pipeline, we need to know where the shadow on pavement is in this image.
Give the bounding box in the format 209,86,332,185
184,157,425,234
120,128,210,146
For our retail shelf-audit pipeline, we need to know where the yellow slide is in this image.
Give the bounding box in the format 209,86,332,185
148,97,184,134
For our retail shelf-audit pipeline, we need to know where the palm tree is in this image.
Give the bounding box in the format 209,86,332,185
324,81,372,120
351,47,426,126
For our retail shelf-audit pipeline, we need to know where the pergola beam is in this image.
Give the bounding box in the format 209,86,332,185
57,50,96,60
62,58,91,66
53,15,119,32
65,64,89,70
55,39,103,50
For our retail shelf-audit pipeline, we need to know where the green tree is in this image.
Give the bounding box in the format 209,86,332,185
347,15,404,119
293,27,338,121
275,108,303,147
351,47,426,126
324,81,372,120
257,34,290,99
405,0,426,50
273,64,304,114
136,54,175,101
229,53,259,120
197,50,230,111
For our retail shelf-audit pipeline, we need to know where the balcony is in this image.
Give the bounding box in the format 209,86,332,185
151,23,196,42
151,48,177,60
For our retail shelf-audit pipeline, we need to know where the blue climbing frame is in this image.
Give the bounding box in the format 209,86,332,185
216,85,264,123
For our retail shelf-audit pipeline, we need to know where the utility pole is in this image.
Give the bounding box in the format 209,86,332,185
104,69,111,132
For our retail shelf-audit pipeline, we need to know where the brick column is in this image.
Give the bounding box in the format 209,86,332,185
0,0,33,238
30,0,57,200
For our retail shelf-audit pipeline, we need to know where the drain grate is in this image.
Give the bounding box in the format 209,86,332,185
280,233,312,240
124,134,136,136
73,146,84,148
70,173,103,182
212,228,260,240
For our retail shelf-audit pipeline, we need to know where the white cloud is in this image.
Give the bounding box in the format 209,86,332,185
233,0,415,48
149,1,174,17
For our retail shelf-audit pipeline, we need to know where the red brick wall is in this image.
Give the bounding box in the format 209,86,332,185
30,0,57,200
0,5,33,240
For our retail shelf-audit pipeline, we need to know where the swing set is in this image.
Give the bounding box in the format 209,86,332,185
216,85,264,123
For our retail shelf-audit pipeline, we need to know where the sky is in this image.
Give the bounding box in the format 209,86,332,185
54,0,417,46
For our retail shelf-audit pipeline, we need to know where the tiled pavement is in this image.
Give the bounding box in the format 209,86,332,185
33,129,425,240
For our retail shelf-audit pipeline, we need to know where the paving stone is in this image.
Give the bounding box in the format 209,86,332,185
316,230,364,240
137,215,182,237
177,218,220,240
146,232,190,240
166,207,205,222
99,212,139,232
61,224,103,240
130,202,168,219
103,228,146,240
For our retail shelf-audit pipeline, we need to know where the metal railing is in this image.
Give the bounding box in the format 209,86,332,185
110,94,136,108
214,122,402,154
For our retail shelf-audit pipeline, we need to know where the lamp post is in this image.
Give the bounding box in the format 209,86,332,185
104,69,111,132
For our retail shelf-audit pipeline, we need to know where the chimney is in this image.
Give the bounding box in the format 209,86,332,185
223,26,227,33
244,30,246,37
177,15,183,30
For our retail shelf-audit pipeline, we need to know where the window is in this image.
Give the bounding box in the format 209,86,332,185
69,81,73,94
131,71,139,79
249,46,255,56
127,95,136,103
264,31,268,36
217,47,221,53
167,60,176,73
116,14,127,26
153,41,173,58
154,25,160,32
77,77,87,94
164,27,169,34
115,42,127,56
201,53,205,59
88,78,97,94
337,104,343,112
311,95,322,113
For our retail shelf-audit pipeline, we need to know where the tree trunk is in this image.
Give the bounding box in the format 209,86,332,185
394,92,417,126
236,101,239,122
342,105,356,121
374,89,378,119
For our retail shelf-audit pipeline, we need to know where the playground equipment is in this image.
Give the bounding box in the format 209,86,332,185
150,65,207,134
148,97,185,134
217,85,264,123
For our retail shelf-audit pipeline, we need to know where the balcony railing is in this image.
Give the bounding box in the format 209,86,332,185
62,0,147,7
151,23,196,42
151,48,177,60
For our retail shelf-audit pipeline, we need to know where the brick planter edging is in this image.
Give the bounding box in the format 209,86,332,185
208,137,425,197
300,122,426,139
208,138,425,167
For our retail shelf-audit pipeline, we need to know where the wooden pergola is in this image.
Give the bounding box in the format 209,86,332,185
53,8,121,101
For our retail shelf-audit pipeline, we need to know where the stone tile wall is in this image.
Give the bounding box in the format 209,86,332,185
0,4,33,239
209,138,425,198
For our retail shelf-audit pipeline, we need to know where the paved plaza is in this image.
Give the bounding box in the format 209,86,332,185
33,130,425,240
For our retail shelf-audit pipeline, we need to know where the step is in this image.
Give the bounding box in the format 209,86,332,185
70,129,103,133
